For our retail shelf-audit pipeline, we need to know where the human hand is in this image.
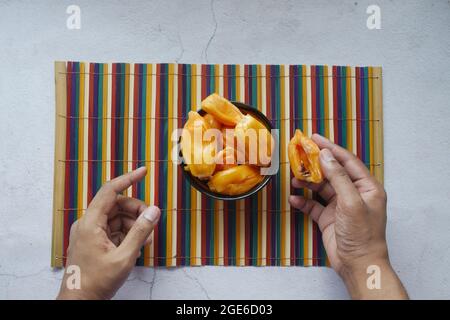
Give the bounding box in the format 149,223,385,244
289,134,407,299
57,167,160,300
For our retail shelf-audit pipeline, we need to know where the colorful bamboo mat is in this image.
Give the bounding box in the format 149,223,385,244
51,62,383,268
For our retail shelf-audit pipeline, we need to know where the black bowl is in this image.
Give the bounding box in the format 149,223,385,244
180,102,273,201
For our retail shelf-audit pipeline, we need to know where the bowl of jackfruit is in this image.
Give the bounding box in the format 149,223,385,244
180,93,274,200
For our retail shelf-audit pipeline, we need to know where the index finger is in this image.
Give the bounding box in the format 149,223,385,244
312,134,371,182
88,166,148,217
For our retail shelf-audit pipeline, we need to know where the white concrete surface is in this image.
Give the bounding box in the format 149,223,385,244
0,0,449,299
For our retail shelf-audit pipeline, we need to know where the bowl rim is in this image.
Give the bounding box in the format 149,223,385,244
180,101,274,201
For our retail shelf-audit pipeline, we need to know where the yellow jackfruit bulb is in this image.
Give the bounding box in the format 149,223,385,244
288,129,323,183
181,111,216,179
203,113,222,130
208,165,264,196
188,142,216,179
215,146,237,172
234,114,274,166
201,93,244,126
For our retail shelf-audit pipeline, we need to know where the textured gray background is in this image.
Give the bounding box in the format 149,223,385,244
0,0,449,299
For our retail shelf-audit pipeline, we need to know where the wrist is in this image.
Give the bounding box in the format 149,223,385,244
340,256,407,300
57,283,104,300
341,256,389,299
341,255,390,283
57,289,91,300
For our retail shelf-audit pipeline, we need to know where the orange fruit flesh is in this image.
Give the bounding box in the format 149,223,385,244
288,129,323,183
182,94,273,196
208,165,263,196
203,113,222,130
215,147,237,172
234,114,273,166
181,111,216,179
201,93,244,126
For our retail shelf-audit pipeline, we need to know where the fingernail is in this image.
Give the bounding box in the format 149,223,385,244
143,206,161,223
320,148,335,162
135,166,147,173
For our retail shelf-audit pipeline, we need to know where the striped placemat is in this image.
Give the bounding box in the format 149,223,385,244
51,62,383,267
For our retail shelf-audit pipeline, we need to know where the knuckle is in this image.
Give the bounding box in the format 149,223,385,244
78,220,98,235
126,175,134,187
299,199,311,212
375,185,387,202
137,198,147,207
131,199,147,212
330,145,340,155
326,156,340,168
330,163,346,177
335,168,347,178
341,198,365,213
101,181,114,193
98,239,112,253
69,221,78,234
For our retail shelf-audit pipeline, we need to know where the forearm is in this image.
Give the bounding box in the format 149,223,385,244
341,258,408,300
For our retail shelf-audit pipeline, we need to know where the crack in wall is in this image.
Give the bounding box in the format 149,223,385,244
149,268,157,300
182,268,211,300
0,267,48,279
203,0,217,63
175,32,185,63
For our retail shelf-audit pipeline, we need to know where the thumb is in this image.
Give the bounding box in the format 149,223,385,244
116,206,161,259
319,148,361,206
